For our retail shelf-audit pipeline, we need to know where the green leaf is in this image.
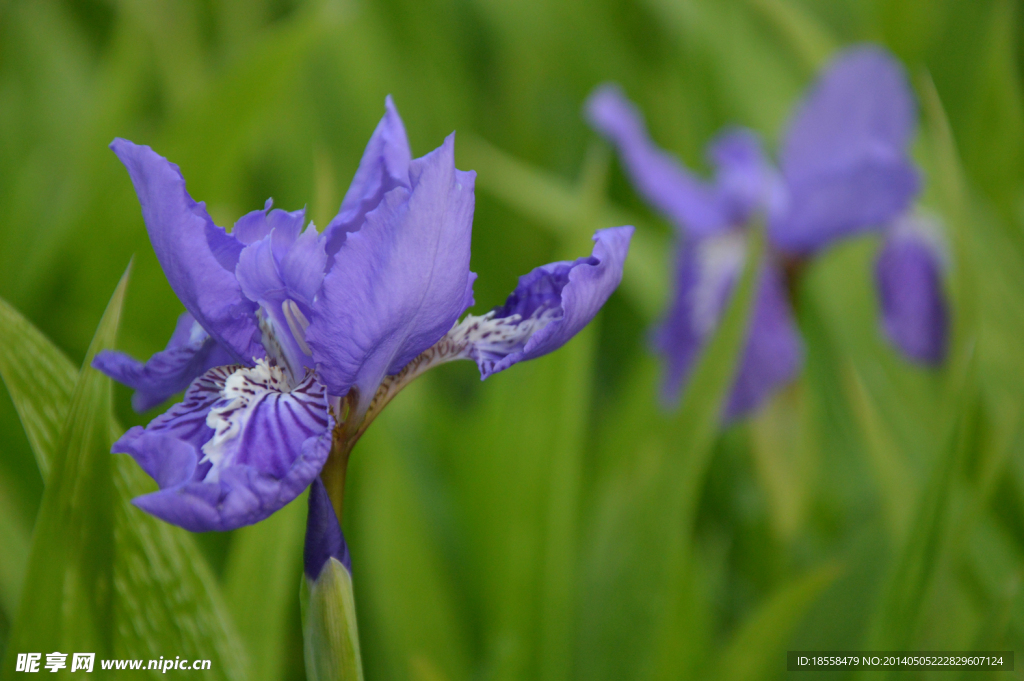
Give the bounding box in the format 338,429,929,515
962,0,1024,232
0,478,31,620
111,458,249,679
653,225,765,680
0,295,78,477
0,279,248,680
749,380,820,542
865,77,981,655
0,295,80,620
538,145,606,681
1,265,130,672
744,0,837,74
716,563,841,681
842,365,916,543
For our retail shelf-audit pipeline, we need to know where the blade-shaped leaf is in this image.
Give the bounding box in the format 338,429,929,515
1,266,130,671
653,225,766,680
112,458,249,679
0,477,31,618
0,295,78,477
540,145,608,681
0,281,247,679
865,75,981,656
351,388,471,681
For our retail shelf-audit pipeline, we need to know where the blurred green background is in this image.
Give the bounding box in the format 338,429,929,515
1,0,1023,679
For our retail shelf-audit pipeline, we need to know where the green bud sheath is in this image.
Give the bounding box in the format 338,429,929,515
301,557,364,681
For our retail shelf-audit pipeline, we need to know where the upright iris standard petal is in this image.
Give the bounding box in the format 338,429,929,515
875,216,949,365
652,234,801,418
93,312,234,412
453,226,633,378
306,134,476,413
585,85,728,237
304,477,351,581
322,96,413,260
772,45,919,252
236,218,327,385
113,361,334,531
110,139,262,362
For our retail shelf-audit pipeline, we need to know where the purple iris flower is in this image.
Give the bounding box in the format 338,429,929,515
586,45,948,419
96,98,633,532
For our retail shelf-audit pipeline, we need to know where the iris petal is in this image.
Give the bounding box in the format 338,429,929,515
653,235,801,419
304,477,351,580
110,139,262,362
585,85,728,237
457,226,633,378
114,363,333,532
322,96,413,261
772,45,919,252
875,215,949,365
307,134,476,413
93,312,234,412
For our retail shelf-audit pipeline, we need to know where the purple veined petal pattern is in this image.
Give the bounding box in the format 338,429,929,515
652,233,801,418
585,84,729,238
93,312,235,412
113,364,237,486
772,45,919,252
115,362,334,532
306,134,476,414
450,226,634,379
110,139,262,362
322,96,413,261
874,214,949,365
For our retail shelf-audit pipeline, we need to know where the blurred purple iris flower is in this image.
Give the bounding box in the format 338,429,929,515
95,97,633,532
586,45,948,419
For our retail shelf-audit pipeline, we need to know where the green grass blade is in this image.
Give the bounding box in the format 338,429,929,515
843,365,916,543
538,145,608,681
0,296,78,478
744,0,837,74
0,478,31,620
865,75,981,658
352,386,471,681
111,459,249,680
1,265,130,673
0,277,247,679
663,225,765,539
0,294,82,620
